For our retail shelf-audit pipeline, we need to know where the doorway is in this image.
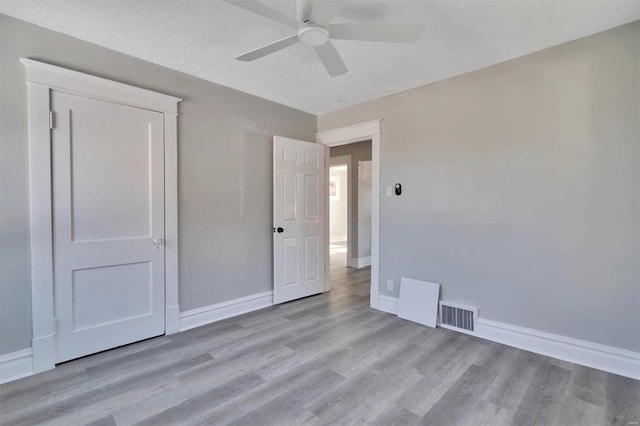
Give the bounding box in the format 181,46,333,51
329,158,351,272
23,58,181,374
317,120,381,309
51,91,166,363
329,141,373,278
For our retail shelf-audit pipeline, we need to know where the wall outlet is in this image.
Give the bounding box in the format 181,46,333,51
386,279,394,291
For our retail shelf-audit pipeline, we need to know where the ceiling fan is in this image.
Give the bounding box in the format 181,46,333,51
222,0,424,77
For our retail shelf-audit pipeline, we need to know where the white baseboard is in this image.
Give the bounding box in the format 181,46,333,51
180,291,273,332
374,295,640,379
347,256,371,269
475,318,640,380
377,294,399,315
1,293,271,384
330,236,347,243
0,348,33,385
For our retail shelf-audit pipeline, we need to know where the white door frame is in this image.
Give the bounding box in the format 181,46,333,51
21,58,182,374
316,120,381,309
328,155,352,264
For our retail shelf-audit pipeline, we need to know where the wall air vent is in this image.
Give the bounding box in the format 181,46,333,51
439,302,478,335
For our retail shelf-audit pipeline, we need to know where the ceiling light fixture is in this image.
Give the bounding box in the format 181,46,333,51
298,26,330,46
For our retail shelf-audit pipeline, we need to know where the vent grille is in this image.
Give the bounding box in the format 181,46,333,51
440,302,476,332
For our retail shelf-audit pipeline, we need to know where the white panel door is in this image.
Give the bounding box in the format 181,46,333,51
52,91,165,363
273,136,326,304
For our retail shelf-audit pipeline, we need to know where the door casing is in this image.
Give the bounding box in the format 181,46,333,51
21,58,182,374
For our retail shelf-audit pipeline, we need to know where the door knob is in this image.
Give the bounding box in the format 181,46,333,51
153,238,164,249
276,227,284,233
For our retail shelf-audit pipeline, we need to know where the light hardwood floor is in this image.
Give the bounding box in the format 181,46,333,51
1,251,638,425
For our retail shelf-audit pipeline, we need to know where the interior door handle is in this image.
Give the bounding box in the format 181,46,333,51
153,238,164,249
276,227,284,233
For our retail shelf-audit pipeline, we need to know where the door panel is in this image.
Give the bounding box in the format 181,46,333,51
305,175,320,220
273,136,326,304
70,109,152,241
304,236,319,281
305,151,319,167
52,91,165,363
71,262,152,330
283,238,298,286
283,173,298,221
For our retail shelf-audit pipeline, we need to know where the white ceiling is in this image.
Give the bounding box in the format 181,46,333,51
1,0,638,115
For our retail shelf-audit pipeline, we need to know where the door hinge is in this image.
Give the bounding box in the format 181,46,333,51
52,318,58,335
49,111,55,130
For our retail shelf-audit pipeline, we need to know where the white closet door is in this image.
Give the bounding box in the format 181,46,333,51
52,91,165,363
273,136,327,304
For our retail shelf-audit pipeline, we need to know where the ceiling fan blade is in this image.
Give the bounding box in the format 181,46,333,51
328,23,424,43
313,41,348,77
222,0,303,29
309,0,348,26
236,34,299,61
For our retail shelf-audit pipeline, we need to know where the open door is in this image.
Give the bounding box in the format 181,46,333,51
273,136,327,304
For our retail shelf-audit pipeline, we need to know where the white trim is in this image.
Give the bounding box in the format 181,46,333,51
316,120,382,146
26,81,55,373
164,112,180,335
347,256,371,269
21,58,182,373
373,294,640,380
0,349,33,385
180,291,274,332
323,147,331,293
20,58,181,113
475,318,640,380
317,120,381,310
377,295,399,315
165,305,181,335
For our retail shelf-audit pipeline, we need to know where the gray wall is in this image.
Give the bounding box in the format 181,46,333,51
0,14,316,355
319,22,640,352
330,141,372,259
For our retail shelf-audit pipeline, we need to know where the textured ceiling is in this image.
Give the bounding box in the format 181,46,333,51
1,0,638,114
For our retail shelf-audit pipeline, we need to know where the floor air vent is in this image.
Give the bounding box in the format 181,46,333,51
439,302,478,335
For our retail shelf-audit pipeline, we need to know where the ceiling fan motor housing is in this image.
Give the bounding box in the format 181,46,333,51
298,26,330,46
